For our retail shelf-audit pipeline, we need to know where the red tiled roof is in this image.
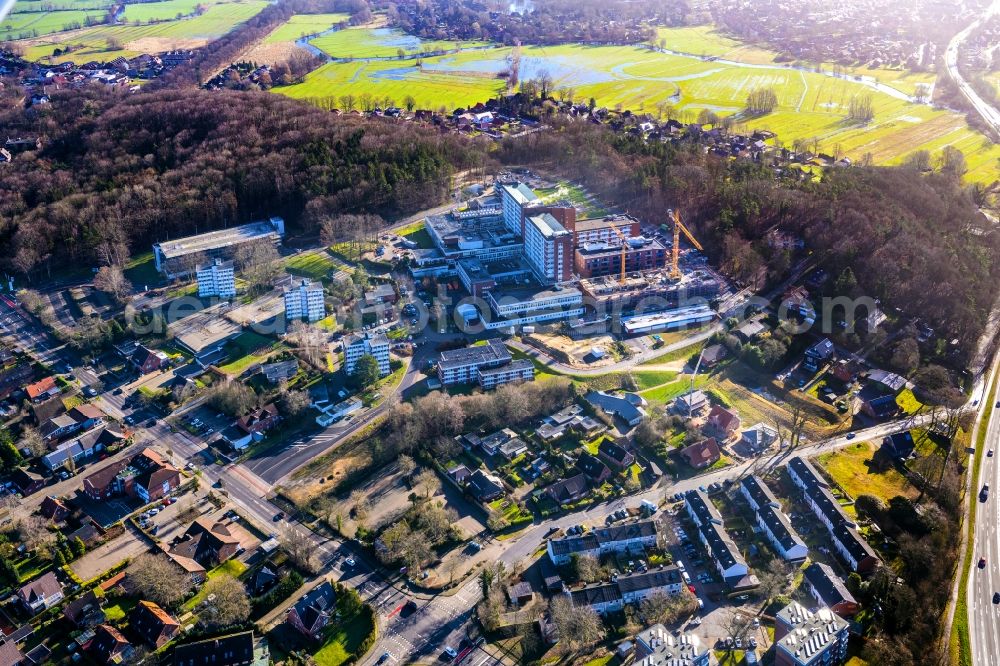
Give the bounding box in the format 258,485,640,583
26,376,56,399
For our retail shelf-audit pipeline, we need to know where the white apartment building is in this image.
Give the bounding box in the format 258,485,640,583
344,332,391,377
499,182,539,234
284,279,326,323
523,213,573,284
478,359,535,389
196,259,236,298
740,475,808,562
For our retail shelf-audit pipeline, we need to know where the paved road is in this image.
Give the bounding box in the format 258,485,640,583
968,355,1000,666
946,0,1000,136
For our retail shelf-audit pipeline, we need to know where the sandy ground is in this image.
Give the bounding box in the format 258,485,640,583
530,331,622,369
127,36,208,52
240,41,309,66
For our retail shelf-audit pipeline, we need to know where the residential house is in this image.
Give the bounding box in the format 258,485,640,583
25,377,58,402
467,469,504,502
803,338,834,372
9,469,44,495
546,473,590,506
39,496,70,522
498,437,528,461
363,284,397,306
42,426,126,471
547,519,659,565
132,345,170,375
634,624,709,666
707,405,741,440
740,476,808,562
23,644,50,666
476,429,520,457
867,369,906,396
129,600,179,648
881,431,915,459
741,423,779,453
575,452,612,484
585,391,646,427
172,631,266,666
63,590,105,628
287,581,336,640
673,390,709,417
506,581,534,607
700,344,728,368
89,625,132,665
446,464,471,485
773,603,849,666
537,404,605,442
733,319,767,343
41,414,81,441
680,438,721,469
803,563,858,618
787,457,880,573
569,566,684,614
237,404,280,436
598,440,635,471
0,642,22,666
684,490,750,584
17,572,63,615
82,448,180,502
249,566,278,596
261,359,299,384
168,518,241,568
860,393,900,420
68,404,106,431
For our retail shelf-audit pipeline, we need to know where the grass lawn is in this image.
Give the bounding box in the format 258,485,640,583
816,441,917,502
400,223,435,249
183,559,248,611
311,607,374,666
123,251,162,289
104,597,139,622
1,9,107,40
632,369,680,391
714,650,745,666
264,12,350,43
895,388,923,414
276,33,1000,185
286,250,341,281
640,375,709,406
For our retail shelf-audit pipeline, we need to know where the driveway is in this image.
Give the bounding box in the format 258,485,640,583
71,523,151,580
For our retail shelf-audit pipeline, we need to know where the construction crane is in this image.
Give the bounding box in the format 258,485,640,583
668,209,703,281
608,223,629,284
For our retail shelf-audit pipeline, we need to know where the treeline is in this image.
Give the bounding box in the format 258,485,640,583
498,119,1000,365
0,87,490,279
381,0,688,46
153,0,370,89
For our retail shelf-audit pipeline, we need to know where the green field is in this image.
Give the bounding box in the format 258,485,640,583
19,0,267,63
264,13,351,43
309,26,489,59
277,32,1000,185
1,9,107,40
122,0,225,23
817,441,918,502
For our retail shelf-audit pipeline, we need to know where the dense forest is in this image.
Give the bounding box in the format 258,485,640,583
0,88,487,276
499,119,1000,364
380,0,690,46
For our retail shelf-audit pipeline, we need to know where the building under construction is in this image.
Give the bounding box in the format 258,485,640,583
580,269,721,313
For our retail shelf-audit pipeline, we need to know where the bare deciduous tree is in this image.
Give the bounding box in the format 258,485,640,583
128,553,193,608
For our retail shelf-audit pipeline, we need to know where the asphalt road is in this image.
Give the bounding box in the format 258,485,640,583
946,0,1000,136
968,359,1000,666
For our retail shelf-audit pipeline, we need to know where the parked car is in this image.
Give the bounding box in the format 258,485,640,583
443,647,458,660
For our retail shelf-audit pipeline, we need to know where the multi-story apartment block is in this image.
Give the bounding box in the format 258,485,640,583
499,182,539,234
437,339,533,389
569,567,683,614
196,259,236,298
523,213,573,284
774,602,849,666
284,279,326,323
153,217,284,278
635,624,709,666
343,332,391,377
684,489,750,583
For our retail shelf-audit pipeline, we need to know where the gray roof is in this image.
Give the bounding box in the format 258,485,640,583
803,562,856,608
500,182,539,206
585,390,645,424
741,476,805,554
615,567,682,594
685,489,722,526
438,339,511,371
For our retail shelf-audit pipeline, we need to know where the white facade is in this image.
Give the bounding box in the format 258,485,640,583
284,279,326,323
344,333,391,377
196,259,236,298
523,214,571,283
499,182,539,234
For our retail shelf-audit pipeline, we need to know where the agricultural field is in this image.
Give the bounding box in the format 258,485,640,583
1,8,107,41
277,30,1000,186
309,26,490,59
263,12,351,43
17,0,267,64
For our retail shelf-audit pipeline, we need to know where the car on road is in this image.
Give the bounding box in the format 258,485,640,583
989,450,994,458
688,617,701,626
981,484,990,502
376,653,391,665
273,512,285,522
846,432,855,440
994,592,1000,604
82,386,98,398
443,647,458,660
344,557,356,567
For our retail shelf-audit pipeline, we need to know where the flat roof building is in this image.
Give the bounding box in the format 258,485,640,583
575,237,668,279
196,259,236,299
621,305,716,336
344,332,390,377
153,217,284,278
284,279,325,323
774,602,849,666
635,624,709,666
